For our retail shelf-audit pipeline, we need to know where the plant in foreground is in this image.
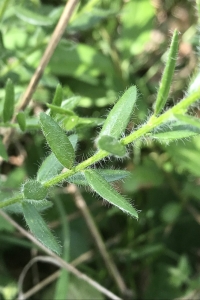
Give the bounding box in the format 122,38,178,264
1,29,200,255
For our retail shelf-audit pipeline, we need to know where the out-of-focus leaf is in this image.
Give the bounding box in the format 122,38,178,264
49,42,113,84
150,124,200,141
98,135,126,156
3,78,14,123
174,114,200,129
54,199,70,299
116,0,155,57
15,6,54,26
67,275,104,300
69,8,116,32
63,115,79,130
61,96,81,110
16,111,26,131
47,104,75,116
164,137,200,177
22,202,61,255
0,137,8,161
123,158,164,193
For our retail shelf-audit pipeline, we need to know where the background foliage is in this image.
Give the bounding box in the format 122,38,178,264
1,0,200,299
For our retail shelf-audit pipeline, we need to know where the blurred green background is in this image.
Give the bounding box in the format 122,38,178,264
1,0,200,299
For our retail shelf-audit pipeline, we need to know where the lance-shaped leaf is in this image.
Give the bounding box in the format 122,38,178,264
17,111,26,131
15,6,54,26
84,169,138,218
174,114,200,129
22,202,61,255
3,78,15,123
0,137,8,161
37,135,78,183
97,135,126,157
67,169,129,186
99,86,137,138
23,180,48,200
47,104,75,116
40,113,75,169
154,29,179,115
149,124,200,141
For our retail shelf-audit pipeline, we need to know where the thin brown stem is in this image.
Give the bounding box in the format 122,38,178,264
67,184,128,295
0,210,121,300
2,0,79,148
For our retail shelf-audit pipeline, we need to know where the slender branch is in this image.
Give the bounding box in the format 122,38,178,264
0,210,122,300
42,90,200,188
67,184,129,295
2,0,79,148
17,0,79,112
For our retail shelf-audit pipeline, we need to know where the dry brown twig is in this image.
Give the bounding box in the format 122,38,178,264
2,0,79,148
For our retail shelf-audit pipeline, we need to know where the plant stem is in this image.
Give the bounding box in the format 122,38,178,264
42,90,200,188
1,90,199,207
0,194,23,209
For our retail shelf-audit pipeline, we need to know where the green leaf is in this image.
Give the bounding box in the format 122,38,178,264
154,29,179,115
3,78,15,123
116,0,154,57
23,180,48,200
16,111,26,131
37,134,78,183
37,152,64,183
84,169,138,218
174,114,200,129
40,113,75,169
47,104,75,117
22,202,61,255
150,124,200,141
99,86,137,139
50,84,63,117
67,169,129,186
68,8,115,32
0,137,8,161
97,135,126,157
63,115,79,130
61,96,81,110
15,7,54,26
52,83,63,106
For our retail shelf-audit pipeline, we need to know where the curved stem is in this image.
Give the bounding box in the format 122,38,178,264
42,90,200,188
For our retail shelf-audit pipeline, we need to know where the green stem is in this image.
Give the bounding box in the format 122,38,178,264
0,194,23,209
1,90,199,207
43,90,200,188
43,150,108,187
